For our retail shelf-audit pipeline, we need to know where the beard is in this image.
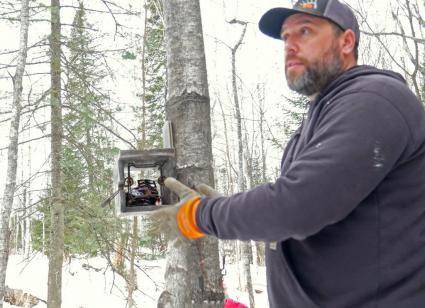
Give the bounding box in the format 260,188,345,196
286,43,344,96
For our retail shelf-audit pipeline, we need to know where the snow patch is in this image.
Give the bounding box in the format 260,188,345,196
5,254,268,307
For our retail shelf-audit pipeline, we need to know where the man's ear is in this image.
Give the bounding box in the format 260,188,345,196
341,29,356,56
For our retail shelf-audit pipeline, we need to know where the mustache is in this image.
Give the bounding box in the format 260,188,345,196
285,57,306,69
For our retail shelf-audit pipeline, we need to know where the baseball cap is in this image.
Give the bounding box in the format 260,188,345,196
259,0,360,42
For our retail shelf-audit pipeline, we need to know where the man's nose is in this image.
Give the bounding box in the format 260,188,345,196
284,37,298,56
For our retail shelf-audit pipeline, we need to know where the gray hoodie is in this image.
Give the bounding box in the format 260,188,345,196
196,65,425,307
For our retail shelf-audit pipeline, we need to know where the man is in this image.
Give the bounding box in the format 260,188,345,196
157,0,425,307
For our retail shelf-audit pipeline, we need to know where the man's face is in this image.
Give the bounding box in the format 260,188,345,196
281,14,344,96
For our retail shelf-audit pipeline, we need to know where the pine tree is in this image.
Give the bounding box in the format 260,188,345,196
282,94,308,138
136,0,166,149
62,1,121,255
31,1,121,258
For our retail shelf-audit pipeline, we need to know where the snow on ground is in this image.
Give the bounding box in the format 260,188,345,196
5,254,268,308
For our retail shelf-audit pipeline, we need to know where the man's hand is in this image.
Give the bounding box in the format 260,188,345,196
196,183,221,197
148,177,205,244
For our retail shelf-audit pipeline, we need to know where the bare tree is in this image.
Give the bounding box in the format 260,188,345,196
0,1,30,307
228,18,255,308
47,0,64,307
216,95,236,195
352,0,424,101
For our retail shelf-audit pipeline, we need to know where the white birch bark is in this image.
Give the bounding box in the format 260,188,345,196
162,0,224,306
0,0,30,306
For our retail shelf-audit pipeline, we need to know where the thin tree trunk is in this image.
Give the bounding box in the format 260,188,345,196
229,19,255,308
114,221,128,276
127,217,138,308
256,85,267,268
240,242,255,307
21,188,26,254
229,19,248,194
86,130,94,189
24,136,32,259
47,0,64,307
257,84,267,184
24,208,31,259
217,97,234,195
0,0,30,306
42,216,46,255
162,0,224,306
13,216,18,254
139,0,148,150
125,4,149,304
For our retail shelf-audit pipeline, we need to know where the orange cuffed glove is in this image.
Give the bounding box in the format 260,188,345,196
176,195,205,239
148,178,205,244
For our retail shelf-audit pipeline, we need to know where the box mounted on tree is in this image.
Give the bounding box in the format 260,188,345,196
102,122,176,215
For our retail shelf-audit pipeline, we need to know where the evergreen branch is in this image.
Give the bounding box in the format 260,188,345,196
60,54,139,143
62,104,137,149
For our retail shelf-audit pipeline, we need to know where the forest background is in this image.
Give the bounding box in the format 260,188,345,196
0,0,423,307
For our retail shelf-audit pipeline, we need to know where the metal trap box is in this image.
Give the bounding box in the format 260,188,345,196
113,148,175,216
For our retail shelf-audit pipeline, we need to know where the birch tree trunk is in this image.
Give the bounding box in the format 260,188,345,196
0,0,30,306
161,0,224,306
47,1,64,307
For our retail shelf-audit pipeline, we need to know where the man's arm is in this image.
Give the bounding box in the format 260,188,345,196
196,92,410,242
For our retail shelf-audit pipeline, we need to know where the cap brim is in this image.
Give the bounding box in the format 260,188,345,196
259,7,323,39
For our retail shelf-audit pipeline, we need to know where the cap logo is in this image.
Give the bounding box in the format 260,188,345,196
296,0,318,10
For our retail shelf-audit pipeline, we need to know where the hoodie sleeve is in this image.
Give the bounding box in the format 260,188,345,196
196,92,411,242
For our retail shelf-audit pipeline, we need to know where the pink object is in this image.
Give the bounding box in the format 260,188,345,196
224,298,248,308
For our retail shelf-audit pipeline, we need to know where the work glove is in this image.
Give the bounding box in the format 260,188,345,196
195,183,221,198
148,177,206,244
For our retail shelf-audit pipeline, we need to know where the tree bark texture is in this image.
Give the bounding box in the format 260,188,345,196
0,0,30,307
162,0,224,306
47,1,64,307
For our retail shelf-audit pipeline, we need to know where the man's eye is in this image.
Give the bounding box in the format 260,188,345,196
300,28,310,35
